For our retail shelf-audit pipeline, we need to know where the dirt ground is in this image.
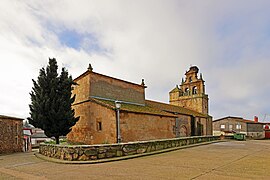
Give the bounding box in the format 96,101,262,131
1,140,270,180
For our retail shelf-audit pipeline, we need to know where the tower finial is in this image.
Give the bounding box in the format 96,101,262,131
200,73,203,80
181,78,184,85
88,63,93,72
141,79,145,86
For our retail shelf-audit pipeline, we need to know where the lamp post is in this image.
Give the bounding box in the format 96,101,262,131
115,101,121,143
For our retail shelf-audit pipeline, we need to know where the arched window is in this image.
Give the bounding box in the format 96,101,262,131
189,77,192,82
185,88,190,95
192,86,198,94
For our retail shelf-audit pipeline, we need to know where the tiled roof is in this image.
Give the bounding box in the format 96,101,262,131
145,100,209,118
213,116,263,124
213,116,243,122
31,132,48,138
169,86,181,93
91,98,177,117
242,119,264,124
0,115,24,120
90,98,209,118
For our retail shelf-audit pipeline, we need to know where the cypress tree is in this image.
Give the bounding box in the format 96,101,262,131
28,58,79,144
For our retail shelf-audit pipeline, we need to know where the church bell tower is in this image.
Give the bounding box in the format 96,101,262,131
169,66,208,114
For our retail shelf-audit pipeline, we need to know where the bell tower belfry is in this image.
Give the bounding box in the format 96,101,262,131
169,66,208,114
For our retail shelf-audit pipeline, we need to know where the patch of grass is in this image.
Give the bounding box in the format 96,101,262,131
44,139,68,145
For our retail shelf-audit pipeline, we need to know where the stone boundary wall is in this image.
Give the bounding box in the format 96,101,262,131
39,136,220,161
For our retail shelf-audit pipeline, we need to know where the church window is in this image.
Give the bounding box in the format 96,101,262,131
97,122,102,131
189,77,192,82
192,86,198,94
185,88,190,95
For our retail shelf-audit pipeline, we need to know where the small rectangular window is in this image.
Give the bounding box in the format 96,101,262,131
97,122,102,131
220,124,225,129
236,124,242,129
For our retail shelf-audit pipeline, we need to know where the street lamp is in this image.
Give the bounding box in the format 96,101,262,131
115,101,121,143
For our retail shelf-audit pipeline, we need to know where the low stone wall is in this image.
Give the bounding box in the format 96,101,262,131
39,136,220,161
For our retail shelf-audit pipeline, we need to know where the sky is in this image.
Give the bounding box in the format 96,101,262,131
1,0,270,122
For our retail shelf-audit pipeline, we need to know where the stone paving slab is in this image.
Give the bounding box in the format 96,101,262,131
0,140,270,179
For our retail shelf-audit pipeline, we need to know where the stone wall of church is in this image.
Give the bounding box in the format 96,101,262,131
90,73,145,105
120,112,176,142
72,71,146,105
67,101,116,145
68,101,212,145
176,115,191,137
68,101,177,145
0,118,23,154
170,95,208,115
73,73,90,104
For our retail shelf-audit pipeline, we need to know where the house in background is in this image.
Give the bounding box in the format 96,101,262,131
213,116,264,139
0,115,23,154
67,65,212,145
23,120,52,148
31,128,52,147
23,121,32,152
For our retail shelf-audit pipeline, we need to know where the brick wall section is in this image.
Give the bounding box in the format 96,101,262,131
67,101,117,144
73,72,90,104
0,117,23,154
40,136,220,161
120,112,175,142
90,73,145,105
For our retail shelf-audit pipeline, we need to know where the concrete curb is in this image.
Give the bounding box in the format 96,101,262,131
35,140,225,164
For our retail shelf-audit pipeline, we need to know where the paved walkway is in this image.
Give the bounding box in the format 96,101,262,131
1,140,270,179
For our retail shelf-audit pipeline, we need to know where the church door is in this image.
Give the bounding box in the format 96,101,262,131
180,125,188,137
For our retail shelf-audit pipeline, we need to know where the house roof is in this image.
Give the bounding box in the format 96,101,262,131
244,119,264,124
90,98,177,117
213,116,263,124
0,115,24,120
23,129,32,136
213,116,243,122
31,132,48,138
169,86,181,93
88,98,209,118
145,100,210,118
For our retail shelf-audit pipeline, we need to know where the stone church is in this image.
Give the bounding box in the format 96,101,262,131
67,65,212,144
